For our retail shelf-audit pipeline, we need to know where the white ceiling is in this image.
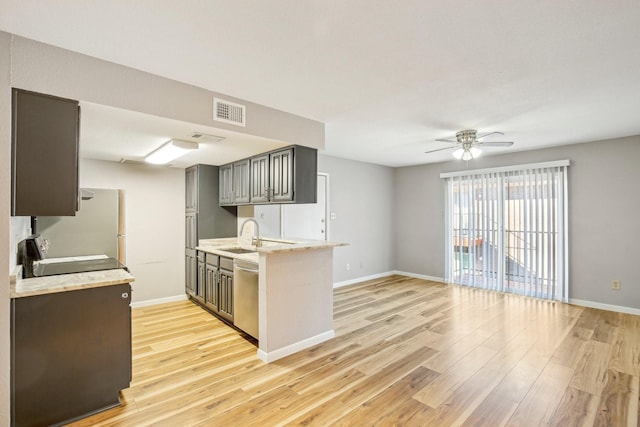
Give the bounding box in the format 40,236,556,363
2,1,640,167
79,102,288,168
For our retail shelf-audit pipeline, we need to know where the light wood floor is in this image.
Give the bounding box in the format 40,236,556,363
69,275,640,426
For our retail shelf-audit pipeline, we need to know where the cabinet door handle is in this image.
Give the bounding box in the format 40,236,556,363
121,292,129,299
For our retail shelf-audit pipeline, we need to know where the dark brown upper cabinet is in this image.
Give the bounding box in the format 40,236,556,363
11,89,80,216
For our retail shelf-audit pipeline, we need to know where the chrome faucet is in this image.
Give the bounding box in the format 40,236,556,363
240,218,262,248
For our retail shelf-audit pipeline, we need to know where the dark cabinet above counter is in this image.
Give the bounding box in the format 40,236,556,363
11,89,80,216
219,144,317,206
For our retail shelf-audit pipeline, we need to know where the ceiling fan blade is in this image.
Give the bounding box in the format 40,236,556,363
480,141,514,147
435,138,458,143
425,146,456,154
476,131,504,140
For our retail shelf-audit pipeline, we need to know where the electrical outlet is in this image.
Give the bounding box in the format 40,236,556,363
611,280,621,290
346,263,350,271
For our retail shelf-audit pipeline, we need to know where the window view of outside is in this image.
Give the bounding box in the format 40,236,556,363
448,168,565,300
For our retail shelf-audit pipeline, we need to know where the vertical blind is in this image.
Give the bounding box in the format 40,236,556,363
442,161,569,302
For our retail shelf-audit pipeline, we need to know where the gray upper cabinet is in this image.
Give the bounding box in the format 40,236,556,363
250,154,270,204
11,89,80,216
232,159,251,204
218,163,233,206
185,164,237,239
270,147,294,202
185,166,198,212
285,145,317,204
220,145,317,206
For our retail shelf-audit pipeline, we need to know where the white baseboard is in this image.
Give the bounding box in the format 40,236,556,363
257,330,335,363
131,294,188,308
390,276,639,315
333,271,395,288
569,298,640,316
393,271,444,283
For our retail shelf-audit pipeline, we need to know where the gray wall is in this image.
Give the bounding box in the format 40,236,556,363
318,154,396,284
395,135,640,309
0,30,10,426
8,33,324,151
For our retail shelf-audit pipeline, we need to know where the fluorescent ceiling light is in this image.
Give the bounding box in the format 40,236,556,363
145,139,198,164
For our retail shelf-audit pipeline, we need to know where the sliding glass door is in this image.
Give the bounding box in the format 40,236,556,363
443,161,569,302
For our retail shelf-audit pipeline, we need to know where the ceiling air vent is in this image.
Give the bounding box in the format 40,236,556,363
190,132,226,143
214,97,246,127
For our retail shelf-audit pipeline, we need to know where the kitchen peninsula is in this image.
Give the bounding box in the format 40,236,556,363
197,237,345,362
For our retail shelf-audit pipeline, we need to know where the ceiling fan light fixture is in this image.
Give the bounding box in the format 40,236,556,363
470,147,482,158
453,148,465,160
453,146,482,161
431,129,512,160
145,139,198,164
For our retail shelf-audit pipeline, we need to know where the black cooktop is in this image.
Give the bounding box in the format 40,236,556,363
33,258,127,277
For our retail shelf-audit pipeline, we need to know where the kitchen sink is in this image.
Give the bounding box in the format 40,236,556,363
221,247,257,254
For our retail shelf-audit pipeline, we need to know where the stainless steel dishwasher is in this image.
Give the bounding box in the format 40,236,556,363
233,259,259,339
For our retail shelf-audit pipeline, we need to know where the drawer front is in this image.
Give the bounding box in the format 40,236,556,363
206,253,219,267
219,256,234,271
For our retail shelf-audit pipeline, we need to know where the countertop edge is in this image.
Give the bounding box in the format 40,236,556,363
257,241,347,254
195,245,259,263
197,238,348,257
9,265,22,286
11,268,135,299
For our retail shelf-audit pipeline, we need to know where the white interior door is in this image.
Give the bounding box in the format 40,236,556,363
282,174,328,240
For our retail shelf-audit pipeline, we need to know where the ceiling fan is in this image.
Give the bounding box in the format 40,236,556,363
426,129,514,161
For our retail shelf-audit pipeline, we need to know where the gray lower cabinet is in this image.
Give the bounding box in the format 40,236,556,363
195,251,206,301
185,248,197,298
204,254,219,312
203,254,234,322
218,262,234,321
185,212,197,249
11,284,132,427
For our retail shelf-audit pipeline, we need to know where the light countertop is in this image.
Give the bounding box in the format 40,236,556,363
196,237,346,261
11,266,135,299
